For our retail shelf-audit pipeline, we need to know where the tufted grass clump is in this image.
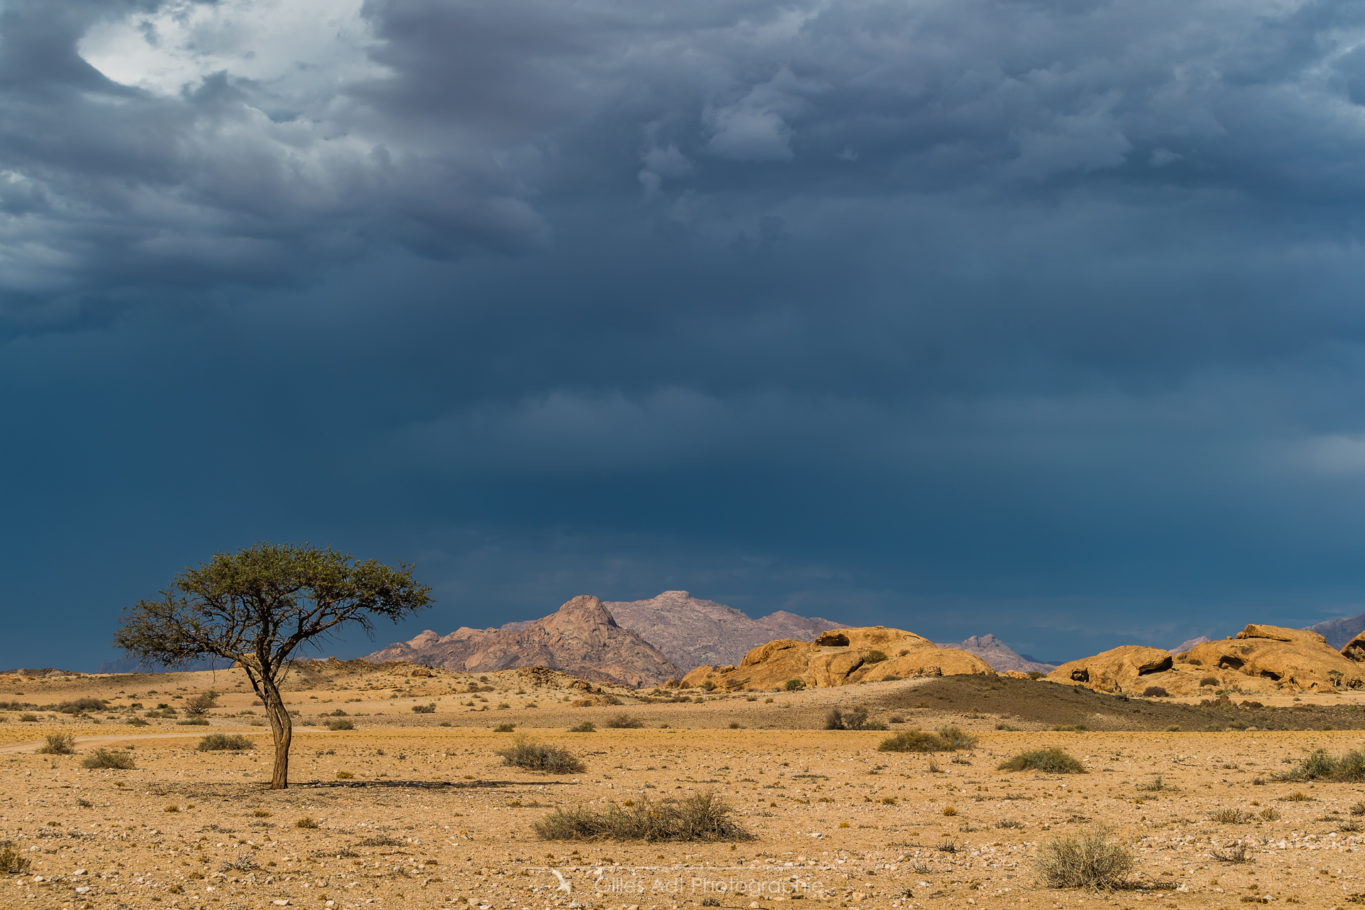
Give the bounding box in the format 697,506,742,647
82,749,135,770
499,737,585,774
535,791,751,842
198,733,252,752
0,843,31,875
878,725,977,753
999,747,1085,773
1277,749,1365,783
325,719,354,731
604,714,644,729
38,733,75,755
1035,827,1133,890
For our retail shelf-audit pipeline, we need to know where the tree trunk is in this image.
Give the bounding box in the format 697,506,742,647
261,675,292,790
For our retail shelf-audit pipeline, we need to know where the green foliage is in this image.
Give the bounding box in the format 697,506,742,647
999,747,1086,773
1278,749,1365,782
197,734,252,752
82,749,135,770
113,543,431,790
38,733,75,754
535,791,752,842
878,725,978,753
1035,828,1133,890
783,678,805,691
499,737,585,774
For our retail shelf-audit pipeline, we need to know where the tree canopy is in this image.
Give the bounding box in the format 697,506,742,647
115,543,432,788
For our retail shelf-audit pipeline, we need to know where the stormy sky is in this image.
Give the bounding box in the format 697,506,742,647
5,0,1365,670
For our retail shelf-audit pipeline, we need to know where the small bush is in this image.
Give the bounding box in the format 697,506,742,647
862,649,889,665
825,706,886,731
326,719,355,731
1212,843,1251,863
535,791,751,842
184,692,218,717
1035,827,1133,890
176,718,210,726
878,725,978,753
0,843,31,875
38,733,75,755
604,714,643,729
783,679,805,691
999,747,1085,773
18,713,38,722
412,703,436,714
569,721,596,733
499,737,585,774
82,749,135,770
1278,749,1365,783
1141,686,1169,698
1210,808,1252,824
493,722,516,733
197,733,252,752
56,697,107,715
295,817,318,829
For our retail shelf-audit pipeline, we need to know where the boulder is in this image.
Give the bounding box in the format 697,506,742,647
1047,646,1174,693
1343,631,1365,662
682,626,992,691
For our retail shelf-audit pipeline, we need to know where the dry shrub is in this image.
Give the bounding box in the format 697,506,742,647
1278,749,1365,783
82,749,134,770
325,719,354,731
1035,827,1133,890
499,737,585,774
0,843,31,875
38,733,75,755
197,734,252,752
1141,686,1169,698
878,725,977,753
604,714,643,729
1210,807,1253,824
535,791,751,842
999,747,1085,773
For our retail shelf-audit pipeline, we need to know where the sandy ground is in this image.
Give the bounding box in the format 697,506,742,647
1,665,1363,909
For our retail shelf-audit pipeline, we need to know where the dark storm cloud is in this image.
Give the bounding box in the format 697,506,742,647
6,0,1365,668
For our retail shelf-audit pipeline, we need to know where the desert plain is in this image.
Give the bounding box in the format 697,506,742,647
1,661,1363,910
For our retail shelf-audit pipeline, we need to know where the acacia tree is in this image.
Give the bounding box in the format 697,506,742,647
115,543,432,789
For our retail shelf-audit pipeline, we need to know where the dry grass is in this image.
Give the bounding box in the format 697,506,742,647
197,733,252,752
535,791,751,842
1035,827,1133,890
999,747,1085,773
81,749,134,770
877,725,977,753
38,733,75,754
1278,749,1365,782
0,843,31,875
498,737,585,774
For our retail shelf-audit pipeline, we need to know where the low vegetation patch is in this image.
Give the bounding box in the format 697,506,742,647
55,698,107,715
197,733,252,752
499,737,585,774
1278,749,1365,783
412,703,436,714
325,719,355,731
535,791,751,842
1035,827,1133,890
568,721,596,733
0,843,31,875
82,749,135,770
604,714,643,729
999,747,1086,773
878,725,977,753
493,722,516,733
38,733,75,755
825,706,887,731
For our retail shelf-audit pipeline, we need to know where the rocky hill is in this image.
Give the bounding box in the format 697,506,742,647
363,595,680,687
603,590,836,671
936,634,1055,673
1306,611,1365,649
681,626,993,690
1050,624,1365,696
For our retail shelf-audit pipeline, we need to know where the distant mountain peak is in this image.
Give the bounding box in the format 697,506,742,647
937,634,1055,674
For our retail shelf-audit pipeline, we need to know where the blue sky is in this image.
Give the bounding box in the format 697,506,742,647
4,0,1365,670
